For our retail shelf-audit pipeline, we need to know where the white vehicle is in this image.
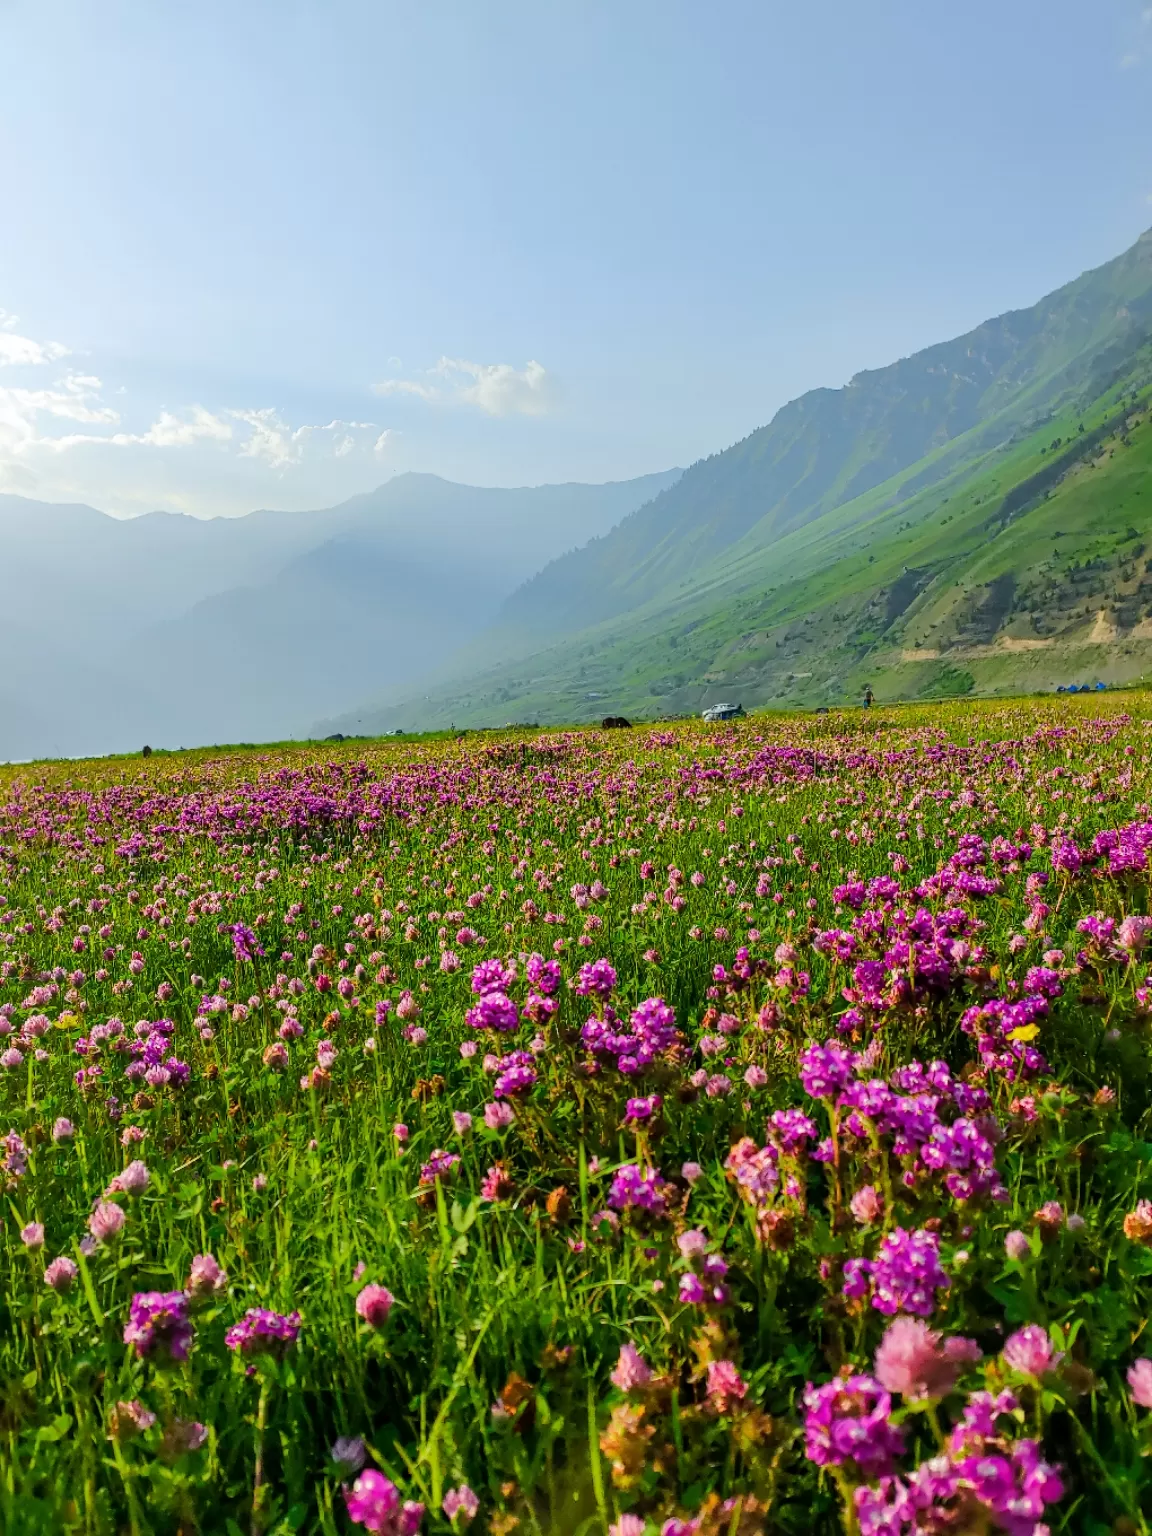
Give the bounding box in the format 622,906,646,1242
701,702,745,722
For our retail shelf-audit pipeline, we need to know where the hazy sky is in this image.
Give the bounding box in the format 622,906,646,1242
1,0,1150,518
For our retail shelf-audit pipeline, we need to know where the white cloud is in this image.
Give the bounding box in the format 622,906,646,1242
136,407,233,448
436,356,550,416
0,309,69,367
232,410,377,470
0,374,120,460
373,429,396,458
0,333,70,367
372,356,551,416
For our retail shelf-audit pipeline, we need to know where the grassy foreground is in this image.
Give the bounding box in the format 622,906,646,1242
5,697,1152,1535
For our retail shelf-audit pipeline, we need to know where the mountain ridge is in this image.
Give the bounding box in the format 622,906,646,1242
325,227,1152,733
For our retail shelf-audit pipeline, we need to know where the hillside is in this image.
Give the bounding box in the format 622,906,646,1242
325,252,1152,733
491,228,1152,647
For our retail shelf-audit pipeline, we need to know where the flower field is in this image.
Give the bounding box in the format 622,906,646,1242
5,698,1152,1536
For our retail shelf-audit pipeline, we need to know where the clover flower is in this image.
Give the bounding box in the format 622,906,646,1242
344,1469,424,1535
224,1307,301,1358
123,1291,195,1363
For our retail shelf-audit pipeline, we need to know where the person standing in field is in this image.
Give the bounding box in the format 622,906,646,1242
863,686,874,708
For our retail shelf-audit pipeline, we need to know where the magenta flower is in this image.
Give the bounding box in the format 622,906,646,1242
344,1469,424,1535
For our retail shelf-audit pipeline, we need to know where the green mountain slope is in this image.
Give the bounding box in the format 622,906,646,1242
495,228,1152,644
321,231,1152,734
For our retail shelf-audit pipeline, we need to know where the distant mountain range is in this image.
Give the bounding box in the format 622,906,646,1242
325,226,1152,732
0,469,681,759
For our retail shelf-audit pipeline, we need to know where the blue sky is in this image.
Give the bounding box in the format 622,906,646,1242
1,0,1150,517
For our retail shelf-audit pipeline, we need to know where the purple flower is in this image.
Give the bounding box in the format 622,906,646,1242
123,1291,194,1363
332,1436,368,1474
608,1163,668,1215
803,1373,905,1475
419,1150,460,1185
224,1307,301,1358
624,1094,662,1123
845,1227,949,1317
230,923,264,963
799,1041,858,1100
465,991,519,1034
470,958,516,995
574,958,618,998
525,953,562,995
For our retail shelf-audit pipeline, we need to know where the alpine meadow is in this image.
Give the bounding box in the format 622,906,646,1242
7,697,1152,1536
5,8,1152,1535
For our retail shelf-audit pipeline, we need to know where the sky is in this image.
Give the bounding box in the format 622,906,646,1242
1,0,1150,519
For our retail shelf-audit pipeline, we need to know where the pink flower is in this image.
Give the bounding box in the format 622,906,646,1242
1003,1325,1062,1378
393,1123,409,1143
188,1253,228,1298
1005,1229,1031,1261
452,1111,473,1135
608,1519,646,1536
610,1342,653,1391
706,1359,747,1412
484,1101,515,1130
356,1283,395,1328
105,1160,150,1196
681,1161,702,1184
873,1318,979,1400
20,1222,45,1249
1128,1358,1152,1408
442,1485,479,1525
44,1256,79,1291
850,1185,884,1225
677,1229,708,1257
88,1201,126,1243
52,1117,75,1141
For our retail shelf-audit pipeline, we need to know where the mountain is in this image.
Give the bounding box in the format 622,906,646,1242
326,227,1152,731
494,229,1152,644
0,469,680,760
